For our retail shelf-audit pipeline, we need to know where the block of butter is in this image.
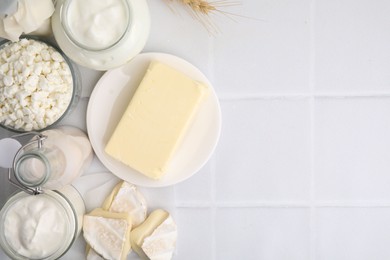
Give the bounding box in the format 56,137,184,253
83,208,132,260
105,61,209,179
131,209,177,260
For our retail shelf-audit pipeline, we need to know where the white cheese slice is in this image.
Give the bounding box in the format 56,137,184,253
142,215,177,260
86,247,105,260
102,181,147,228
83,209,132,260
131,209,177,260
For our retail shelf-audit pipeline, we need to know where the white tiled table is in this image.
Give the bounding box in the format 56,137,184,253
2,0,390,259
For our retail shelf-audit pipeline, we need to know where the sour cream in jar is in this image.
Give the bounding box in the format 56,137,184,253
51,0,150,70
0,186,85,260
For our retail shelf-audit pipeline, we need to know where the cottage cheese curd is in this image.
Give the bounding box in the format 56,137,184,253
0,38,74,131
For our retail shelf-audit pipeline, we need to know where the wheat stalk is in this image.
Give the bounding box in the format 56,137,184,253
164,0,239,33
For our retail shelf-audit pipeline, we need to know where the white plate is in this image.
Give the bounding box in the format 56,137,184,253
86,53,221,187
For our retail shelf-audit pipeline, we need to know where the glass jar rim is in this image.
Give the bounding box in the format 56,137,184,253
14,151,50,188
0,191,77,260
59,0,132,52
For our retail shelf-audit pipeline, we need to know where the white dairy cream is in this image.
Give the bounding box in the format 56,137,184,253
0,187,85,260
65,0,128,49
3,195,68,259
52,0,150,70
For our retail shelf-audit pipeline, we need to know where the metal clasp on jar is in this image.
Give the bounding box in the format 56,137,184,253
8,132,48,195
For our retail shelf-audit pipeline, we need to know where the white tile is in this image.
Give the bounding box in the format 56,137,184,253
144,0,212,78
315,0,390,93
213,0,311,95
216,208,310,260
216,99,311,202
316,208,390,260
314,97,390,200
175,208,213,260
174,160,213,205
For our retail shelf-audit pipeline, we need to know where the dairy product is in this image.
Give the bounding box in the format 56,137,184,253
86,246,104,260
0,188,84,260
86,181,147,259
102,181,147,227
65,0,128,50
52,0,150,70
86,246,105,260
105,61,209,180
83,208,132,260
14,126,93,190
0,0,54,41
3,195,67,258
131,209,177,260
0,38,74,131
40,126,93,189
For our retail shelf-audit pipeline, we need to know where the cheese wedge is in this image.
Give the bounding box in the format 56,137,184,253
131,209,177,260
105,61,209,180
102,181,147,228
86,245,104,260
83,209,132,260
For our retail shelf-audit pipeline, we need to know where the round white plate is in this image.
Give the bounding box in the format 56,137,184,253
86,53,221,187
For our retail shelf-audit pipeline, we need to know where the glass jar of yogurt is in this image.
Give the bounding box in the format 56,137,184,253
0,185,85,260
51,0,150,70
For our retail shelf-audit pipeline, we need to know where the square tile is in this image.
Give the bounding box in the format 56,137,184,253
216,99,311,202
216,208,310,260
316,208,390,260
315,0,390,93
144,0,213,78
174,160,213,205
213,0,311,95
314,97,390,200
175,208,213,260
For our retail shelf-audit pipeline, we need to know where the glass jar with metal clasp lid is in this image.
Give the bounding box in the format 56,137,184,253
5,127,93,194
0,129,90,259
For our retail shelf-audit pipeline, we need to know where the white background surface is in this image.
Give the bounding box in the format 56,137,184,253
1,0,390,259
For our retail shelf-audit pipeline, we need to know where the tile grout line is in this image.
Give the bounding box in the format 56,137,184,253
309,0,317,259
210,155,217,260
176,201,390,208
218,92,390,100
209,35,217,260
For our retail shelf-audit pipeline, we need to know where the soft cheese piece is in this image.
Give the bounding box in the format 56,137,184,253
105,61,209,180
102,181,147,228
86,245,104,260
83,209,132,260
131,209,177,260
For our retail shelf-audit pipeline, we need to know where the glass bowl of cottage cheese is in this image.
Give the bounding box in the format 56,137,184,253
0,37,80,132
